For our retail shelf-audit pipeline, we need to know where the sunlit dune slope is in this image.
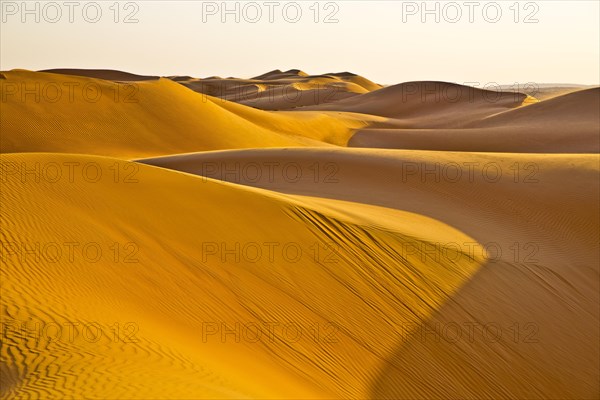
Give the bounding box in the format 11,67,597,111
1,153,484,399
142,147,599,398
350,87,600,153
0,71,379,157
299,81,534,126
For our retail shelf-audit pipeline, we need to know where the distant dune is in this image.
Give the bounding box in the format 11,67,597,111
172,69,382,111
473,86,599,128
349,87,600,152
299,81,534,123
40,68,160,81
499,83,594,100
252,68,309,79
1,70,383,157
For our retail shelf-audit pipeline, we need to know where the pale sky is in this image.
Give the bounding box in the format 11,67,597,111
1,0,599,85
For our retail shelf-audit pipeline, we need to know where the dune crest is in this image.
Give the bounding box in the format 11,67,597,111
40,68,160,82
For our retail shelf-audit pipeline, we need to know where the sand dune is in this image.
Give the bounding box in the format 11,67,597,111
1,153,483,399
0,70,382,157
179,77,362,111
173,70,381,110
472,86,600,128
140,147,599,265
498,83,595,101
252,69,310,80
141,147,599,398
348,87,599,153
298,81,535,126
349,125,599,153
41,68,160,81
2,67,598,399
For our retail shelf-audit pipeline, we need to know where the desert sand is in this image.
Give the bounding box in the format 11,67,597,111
1,69,598,399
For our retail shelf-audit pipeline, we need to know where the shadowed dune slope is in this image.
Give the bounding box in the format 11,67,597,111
0,153,484,399
0,71,382,158
498,84,594,101
298,81,534,126
141,147,599,398
471,86,600,128
348,87,600,153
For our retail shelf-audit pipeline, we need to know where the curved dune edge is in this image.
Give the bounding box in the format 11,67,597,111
140,147,600,398
139,147,600,259
1,153,484,399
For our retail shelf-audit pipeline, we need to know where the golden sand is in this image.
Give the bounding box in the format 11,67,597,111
1,69,598,398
